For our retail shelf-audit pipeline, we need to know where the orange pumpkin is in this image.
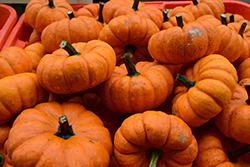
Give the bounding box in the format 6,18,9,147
98,48,174,114
0,47,33,79
7,101,113,167
114,110,198,166
237,57,250,81
0,122,12,155
28,29,41,44
172,54,238,127
24,0,74,32
0,73,49,124
37,40,116,95
226,13,250,25
2,140,13,167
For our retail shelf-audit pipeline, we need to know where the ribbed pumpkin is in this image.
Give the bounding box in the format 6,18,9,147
76,2,104,21
24,0,74,32
226,13,250,25
172,54,238,127
99,13,159,65
0,47,33,79
0,73,49,124
102,0,163,29
114,110,198,167
7,101,113,167
214,84,250,145
184,0,225,19
98,48,174,114
37,40,116,95
41,11,103,53
238,58,250,81
148,15,220,65
0,122,12,156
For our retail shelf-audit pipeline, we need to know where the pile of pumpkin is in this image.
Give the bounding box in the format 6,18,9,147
1,0,250,166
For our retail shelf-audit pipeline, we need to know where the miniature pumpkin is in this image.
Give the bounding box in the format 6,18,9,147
28,29,41,44
237,58,250,81
24,0,74,32
214,84,250,145
0,73,49,124
0,47,33,79
37,40,116,95
114,110,198,167
226,13,250,25
98,47,174,114
172,54,238,127
102,0,163,28
41,11,103,53
7,101,113,167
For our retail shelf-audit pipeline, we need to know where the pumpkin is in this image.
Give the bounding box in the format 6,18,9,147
148,15,220,65
214,84,250,145
24,42,47,72
102,0,163,28
161,7,195,30
99,13,159,65
226,13,250,25
41,11,103,53
239,78,250,87
194,128,250,167
172,54,238,127
28,29,41,44
2,140,13,167
0,73,49,124
184,0,225,19
0,47,33,79
114,110,198,167
37,40,116,95
98,47,174,114
24,0,74,32
0,122,12,155
237,57,250,81
7,101,113,167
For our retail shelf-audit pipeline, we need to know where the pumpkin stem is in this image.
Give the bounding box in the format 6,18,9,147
176,74,196,90
192,0,198,5
239,22,247,38
122,45,140,77
220,14,228,26
227,144,250,163
0,153,4,166
230,14,234,23
245,84,250,104
54,115,75,140
48,0,55,8
176,15,184,28
97,2,105,23
60,40,81,56
163,9,170,22
146,148,163,167
132,0,140,11
67,11,75,19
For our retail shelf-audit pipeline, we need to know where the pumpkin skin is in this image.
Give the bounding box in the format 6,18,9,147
102,0,163,29
172,54,238,127
28,29,41,44
0,47,33,79
41,15,103,53
7,101,113,167
184,0,225,19
214,85,250,145
2,140,14,167
114,110,198,167
99,13,159,65
0,122,12,155
0,73,49,124
24,0,74,32
237,58,250,81
148,17,220,65
98,60,174,114
75,3,99,20
36,40,116,95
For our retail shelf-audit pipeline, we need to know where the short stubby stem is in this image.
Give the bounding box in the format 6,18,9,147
227,144,250,163
54,115,75,140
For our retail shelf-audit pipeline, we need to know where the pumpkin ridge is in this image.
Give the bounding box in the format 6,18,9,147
108,23,129,46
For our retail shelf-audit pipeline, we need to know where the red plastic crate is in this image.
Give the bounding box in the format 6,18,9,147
0,4,17,51
2,0,250,51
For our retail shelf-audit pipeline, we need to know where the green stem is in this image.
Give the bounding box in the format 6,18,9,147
245,84,250,104
132,0,140,11
163,9,170,22
227,144,250,163
176,15,184,28
67,11,75,19
192,0,198,5
230,14,234,23
48,0,55,8
97,2,105,24
147,148,163,167
239,22,247,38
54,115,75,140
60,41,81,56
220,14,228,26
0,153,4,166
176,74,196,90
121,45,139,77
